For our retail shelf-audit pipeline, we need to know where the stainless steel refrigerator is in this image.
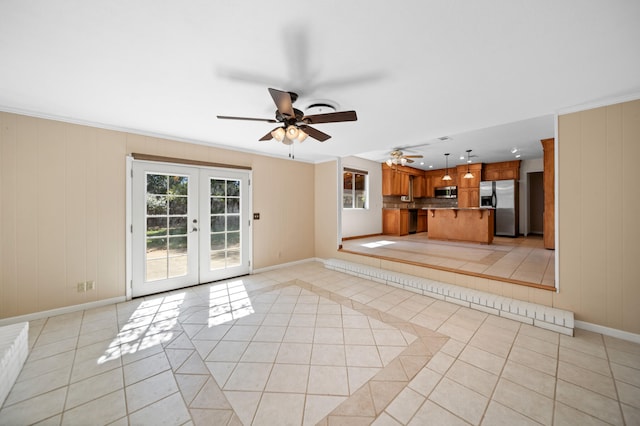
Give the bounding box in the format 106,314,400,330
479,180,518,237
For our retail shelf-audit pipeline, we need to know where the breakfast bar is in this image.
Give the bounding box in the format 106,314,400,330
425,207,495,244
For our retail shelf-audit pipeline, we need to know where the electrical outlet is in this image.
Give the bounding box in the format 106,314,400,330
77,282,86,292
85,281,95,291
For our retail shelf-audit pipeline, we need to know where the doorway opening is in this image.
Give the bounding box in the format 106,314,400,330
528,171,544,235
130,160,251,298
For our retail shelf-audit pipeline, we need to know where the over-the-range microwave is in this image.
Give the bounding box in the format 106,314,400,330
434,186,457,199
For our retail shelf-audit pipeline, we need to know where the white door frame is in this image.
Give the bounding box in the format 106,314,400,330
125,156,253,299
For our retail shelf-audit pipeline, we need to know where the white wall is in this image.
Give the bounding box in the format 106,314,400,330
519,157,543,235
340,156,382,238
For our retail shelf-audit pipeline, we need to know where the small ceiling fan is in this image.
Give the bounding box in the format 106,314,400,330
217,88,357,144
386,150,423,167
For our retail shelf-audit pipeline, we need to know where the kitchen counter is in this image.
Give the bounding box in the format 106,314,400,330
425,207,495,244
422,207,494,210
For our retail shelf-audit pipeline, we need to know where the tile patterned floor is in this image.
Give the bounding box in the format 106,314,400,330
341,233,556,287
1,261,639,425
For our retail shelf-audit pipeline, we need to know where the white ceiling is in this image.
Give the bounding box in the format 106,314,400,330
1,1,639,171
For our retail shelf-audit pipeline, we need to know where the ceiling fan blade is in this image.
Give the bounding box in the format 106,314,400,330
217,115,277,123
404,155,423,158
405,158,415,163
302,110,357,124
300,125,331,142
268,88,295,118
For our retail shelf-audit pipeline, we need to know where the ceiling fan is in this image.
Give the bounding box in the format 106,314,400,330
386,150,423,167
217,88,357,144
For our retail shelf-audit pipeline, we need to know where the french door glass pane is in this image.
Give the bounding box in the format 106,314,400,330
145,173,190,282
209,178,241,270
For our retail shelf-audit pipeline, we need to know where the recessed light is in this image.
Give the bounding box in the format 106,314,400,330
460,156,465,160
515,154,521,158
511,147,519,154
429,165,433,168
420,162,424,165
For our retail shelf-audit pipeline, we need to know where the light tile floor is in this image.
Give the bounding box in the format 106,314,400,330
341,233,555,287
1,261,639,425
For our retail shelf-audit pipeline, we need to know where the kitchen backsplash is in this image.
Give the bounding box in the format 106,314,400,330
383,196,458,209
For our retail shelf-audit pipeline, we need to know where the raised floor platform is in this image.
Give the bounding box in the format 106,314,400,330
324,258,574,336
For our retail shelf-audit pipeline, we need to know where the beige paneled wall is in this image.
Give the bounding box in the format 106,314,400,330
4,99,639,336
556,99,640,334
251,155,315,268
0,115,128,317
314,161,338,258
0,112,315,319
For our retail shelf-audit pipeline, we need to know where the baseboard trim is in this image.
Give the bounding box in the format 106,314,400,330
574,320,640,344
341,233,384,241
0,297,127,327
252,258,320,274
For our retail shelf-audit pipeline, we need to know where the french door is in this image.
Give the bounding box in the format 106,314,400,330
131,161,251,297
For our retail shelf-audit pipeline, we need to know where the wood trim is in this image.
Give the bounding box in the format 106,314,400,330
343,167,368,175
540,138,555,249
131,153,252,170
341,233,384,241
337,249,557,291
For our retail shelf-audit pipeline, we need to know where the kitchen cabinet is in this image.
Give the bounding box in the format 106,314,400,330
457,188,479,209
381,166,396,195
413,175,426,198
382,166,409,195
456,163,482,188
482,160,521,181
424,170,454,198
382,209,409,235
381,164,423,197
541,138,555,249
456,163,482,207
417,209,428,232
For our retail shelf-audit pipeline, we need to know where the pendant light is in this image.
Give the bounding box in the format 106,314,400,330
442,153,452,181
463,149,474,179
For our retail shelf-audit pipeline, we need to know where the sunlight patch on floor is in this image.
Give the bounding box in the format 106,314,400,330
98,292,186,364
361,240,396,248
208,279,254,326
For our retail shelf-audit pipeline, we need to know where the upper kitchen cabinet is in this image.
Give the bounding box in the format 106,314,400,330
413,174,426,198
482,160,521,181
424,169,456,198
456,163,482,207
456,163,482,188
382,164,408,195
381,164,425,197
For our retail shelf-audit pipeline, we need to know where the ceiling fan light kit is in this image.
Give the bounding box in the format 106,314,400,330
217,88,357,155
286,125,299,140
271,127,285,141
386,150,422,169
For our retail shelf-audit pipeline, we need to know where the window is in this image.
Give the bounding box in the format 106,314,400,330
343,168,368,209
